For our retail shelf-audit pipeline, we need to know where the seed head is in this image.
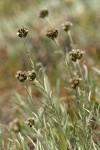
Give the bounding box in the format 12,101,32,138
39,9,49,18
27,70,36,81
25,118,35,127
15,71,27,82
69,76,82,89
69,49,84,62
17,27,28,38
45,28,58,40
62,21,73,32
9,118,20,133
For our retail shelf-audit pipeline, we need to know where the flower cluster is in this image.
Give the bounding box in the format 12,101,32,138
69,49,84,62
17,27,28,38
15,71,27,82
15,70,36,82
45,28,58,40
62,21,73,32
69,76,82,89
39,9,49,18
27,70,36,81
25,118,35,127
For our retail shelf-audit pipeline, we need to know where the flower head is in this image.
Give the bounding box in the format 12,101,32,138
15,71,27,82
69,76,82,89
45,28,58,40
27,70,36,81
69,49,84,62
17,27,28,38
62,21,73,32
25,118,35,127
39,9,49,18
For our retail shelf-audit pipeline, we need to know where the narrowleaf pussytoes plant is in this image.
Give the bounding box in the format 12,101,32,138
1,9,99,150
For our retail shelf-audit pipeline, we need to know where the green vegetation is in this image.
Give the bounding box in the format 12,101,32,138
0,1,100,150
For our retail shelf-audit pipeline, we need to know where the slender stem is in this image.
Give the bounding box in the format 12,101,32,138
76,61,85,80
46,18,53,27
23,84,34,107
54,39,64,55
22,38,35,69
67,30,74,49
54,39,72,77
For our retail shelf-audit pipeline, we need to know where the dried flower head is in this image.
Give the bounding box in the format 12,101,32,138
45,28,58,40
62,21,73,32
9,118,20,133
69,49,84,62
15,71,27,82
25,118,35,127
27,70,36,81
39,9,48,18
17,27,28,38
69,76,82,89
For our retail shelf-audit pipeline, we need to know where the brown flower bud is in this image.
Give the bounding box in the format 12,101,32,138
27,70,36,81
17,27,28,38
45,28,58,40
62,21,73,32
69,49,84,62
25,118,35,127
69,76,82,89
15,71,27,82
39,9,48,18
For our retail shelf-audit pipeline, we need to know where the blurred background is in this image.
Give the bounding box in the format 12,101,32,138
0,0,100,123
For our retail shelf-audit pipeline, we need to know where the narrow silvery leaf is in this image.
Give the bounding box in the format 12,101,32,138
83,64,88,80
43,73,51,94
92,67,100,76
88,91,91,101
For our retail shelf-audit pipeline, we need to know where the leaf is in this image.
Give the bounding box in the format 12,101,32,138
88,90,91,101
58,133,67,150
26,135,36,148
92,67,100,76
43,72,51,94
83,64,88,80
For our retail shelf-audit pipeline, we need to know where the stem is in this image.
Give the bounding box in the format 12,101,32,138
67,30,74,49
54,39,72,77
46,18,53,27
76,61,85,81
22,38,35,69
23,84,34,107
54,39,64,55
